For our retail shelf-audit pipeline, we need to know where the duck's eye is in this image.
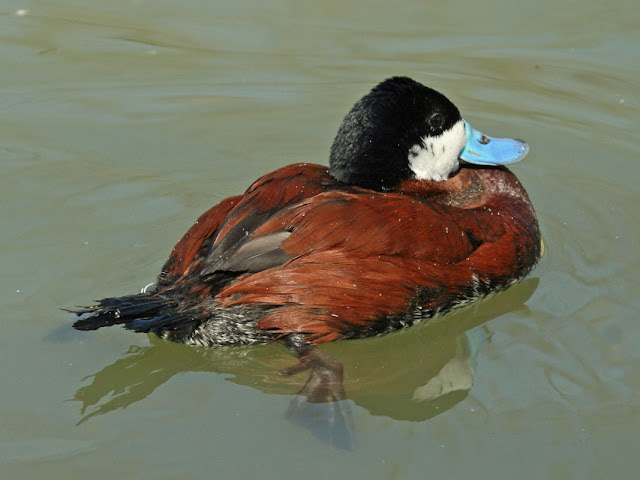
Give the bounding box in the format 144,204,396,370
429,113,443,129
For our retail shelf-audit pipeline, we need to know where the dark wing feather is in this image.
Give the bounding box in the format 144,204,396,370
198,163,333,277
216,231,293,272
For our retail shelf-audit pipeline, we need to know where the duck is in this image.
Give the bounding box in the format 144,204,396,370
72,76,541,405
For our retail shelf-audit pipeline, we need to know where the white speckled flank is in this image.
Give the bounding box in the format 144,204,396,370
408,119,466,181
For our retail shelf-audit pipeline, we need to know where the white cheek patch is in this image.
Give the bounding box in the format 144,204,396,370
408,119,466,181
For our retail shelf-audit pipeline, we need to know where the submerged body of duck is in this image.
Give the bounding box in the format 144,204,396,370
73,76,541,404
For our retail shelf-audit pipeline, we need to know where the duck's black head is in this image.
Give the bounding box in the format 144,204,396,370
328,76,529,191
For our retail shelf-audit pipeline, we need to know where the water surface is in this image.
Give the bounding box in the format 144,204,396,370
1,1,639,478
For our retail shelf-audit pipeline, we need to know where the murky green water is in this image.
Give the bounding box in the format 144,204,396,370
1,0,639,478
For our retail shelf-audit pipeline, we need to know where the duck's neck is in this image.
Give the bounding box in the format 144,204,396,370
397,167,484,208
398,165,533,211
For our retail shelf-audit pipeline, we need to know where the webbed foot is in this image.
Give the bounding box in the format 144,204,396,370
281,336,355,450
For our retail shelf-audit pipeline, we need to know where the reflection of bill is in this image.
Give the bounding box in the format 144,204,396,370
413,326,489,402
68,278,538,448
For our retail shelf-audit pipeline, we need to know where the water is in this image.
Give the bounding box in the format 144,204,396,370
1,0,639,478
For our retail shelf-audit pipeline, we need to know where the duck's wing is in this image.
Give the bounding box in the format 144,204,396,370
197,164,332,277
203,188,478,274
159,163,332,283
160,195,243,281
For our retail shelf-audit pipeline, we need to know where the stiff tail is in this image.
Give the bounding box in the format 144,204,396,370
71,293,194,334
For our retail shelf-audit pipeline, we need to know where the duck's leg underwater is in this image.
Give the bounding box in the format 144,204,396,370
280,335,355,450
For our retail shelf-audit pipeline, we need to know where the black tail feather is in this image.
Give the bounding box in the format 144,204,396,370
127,312,200,334
71,293,179,332
70,289,271,346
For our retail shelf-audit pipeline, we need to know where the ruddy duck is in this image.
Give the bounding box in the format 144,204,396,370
73,76,541,405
